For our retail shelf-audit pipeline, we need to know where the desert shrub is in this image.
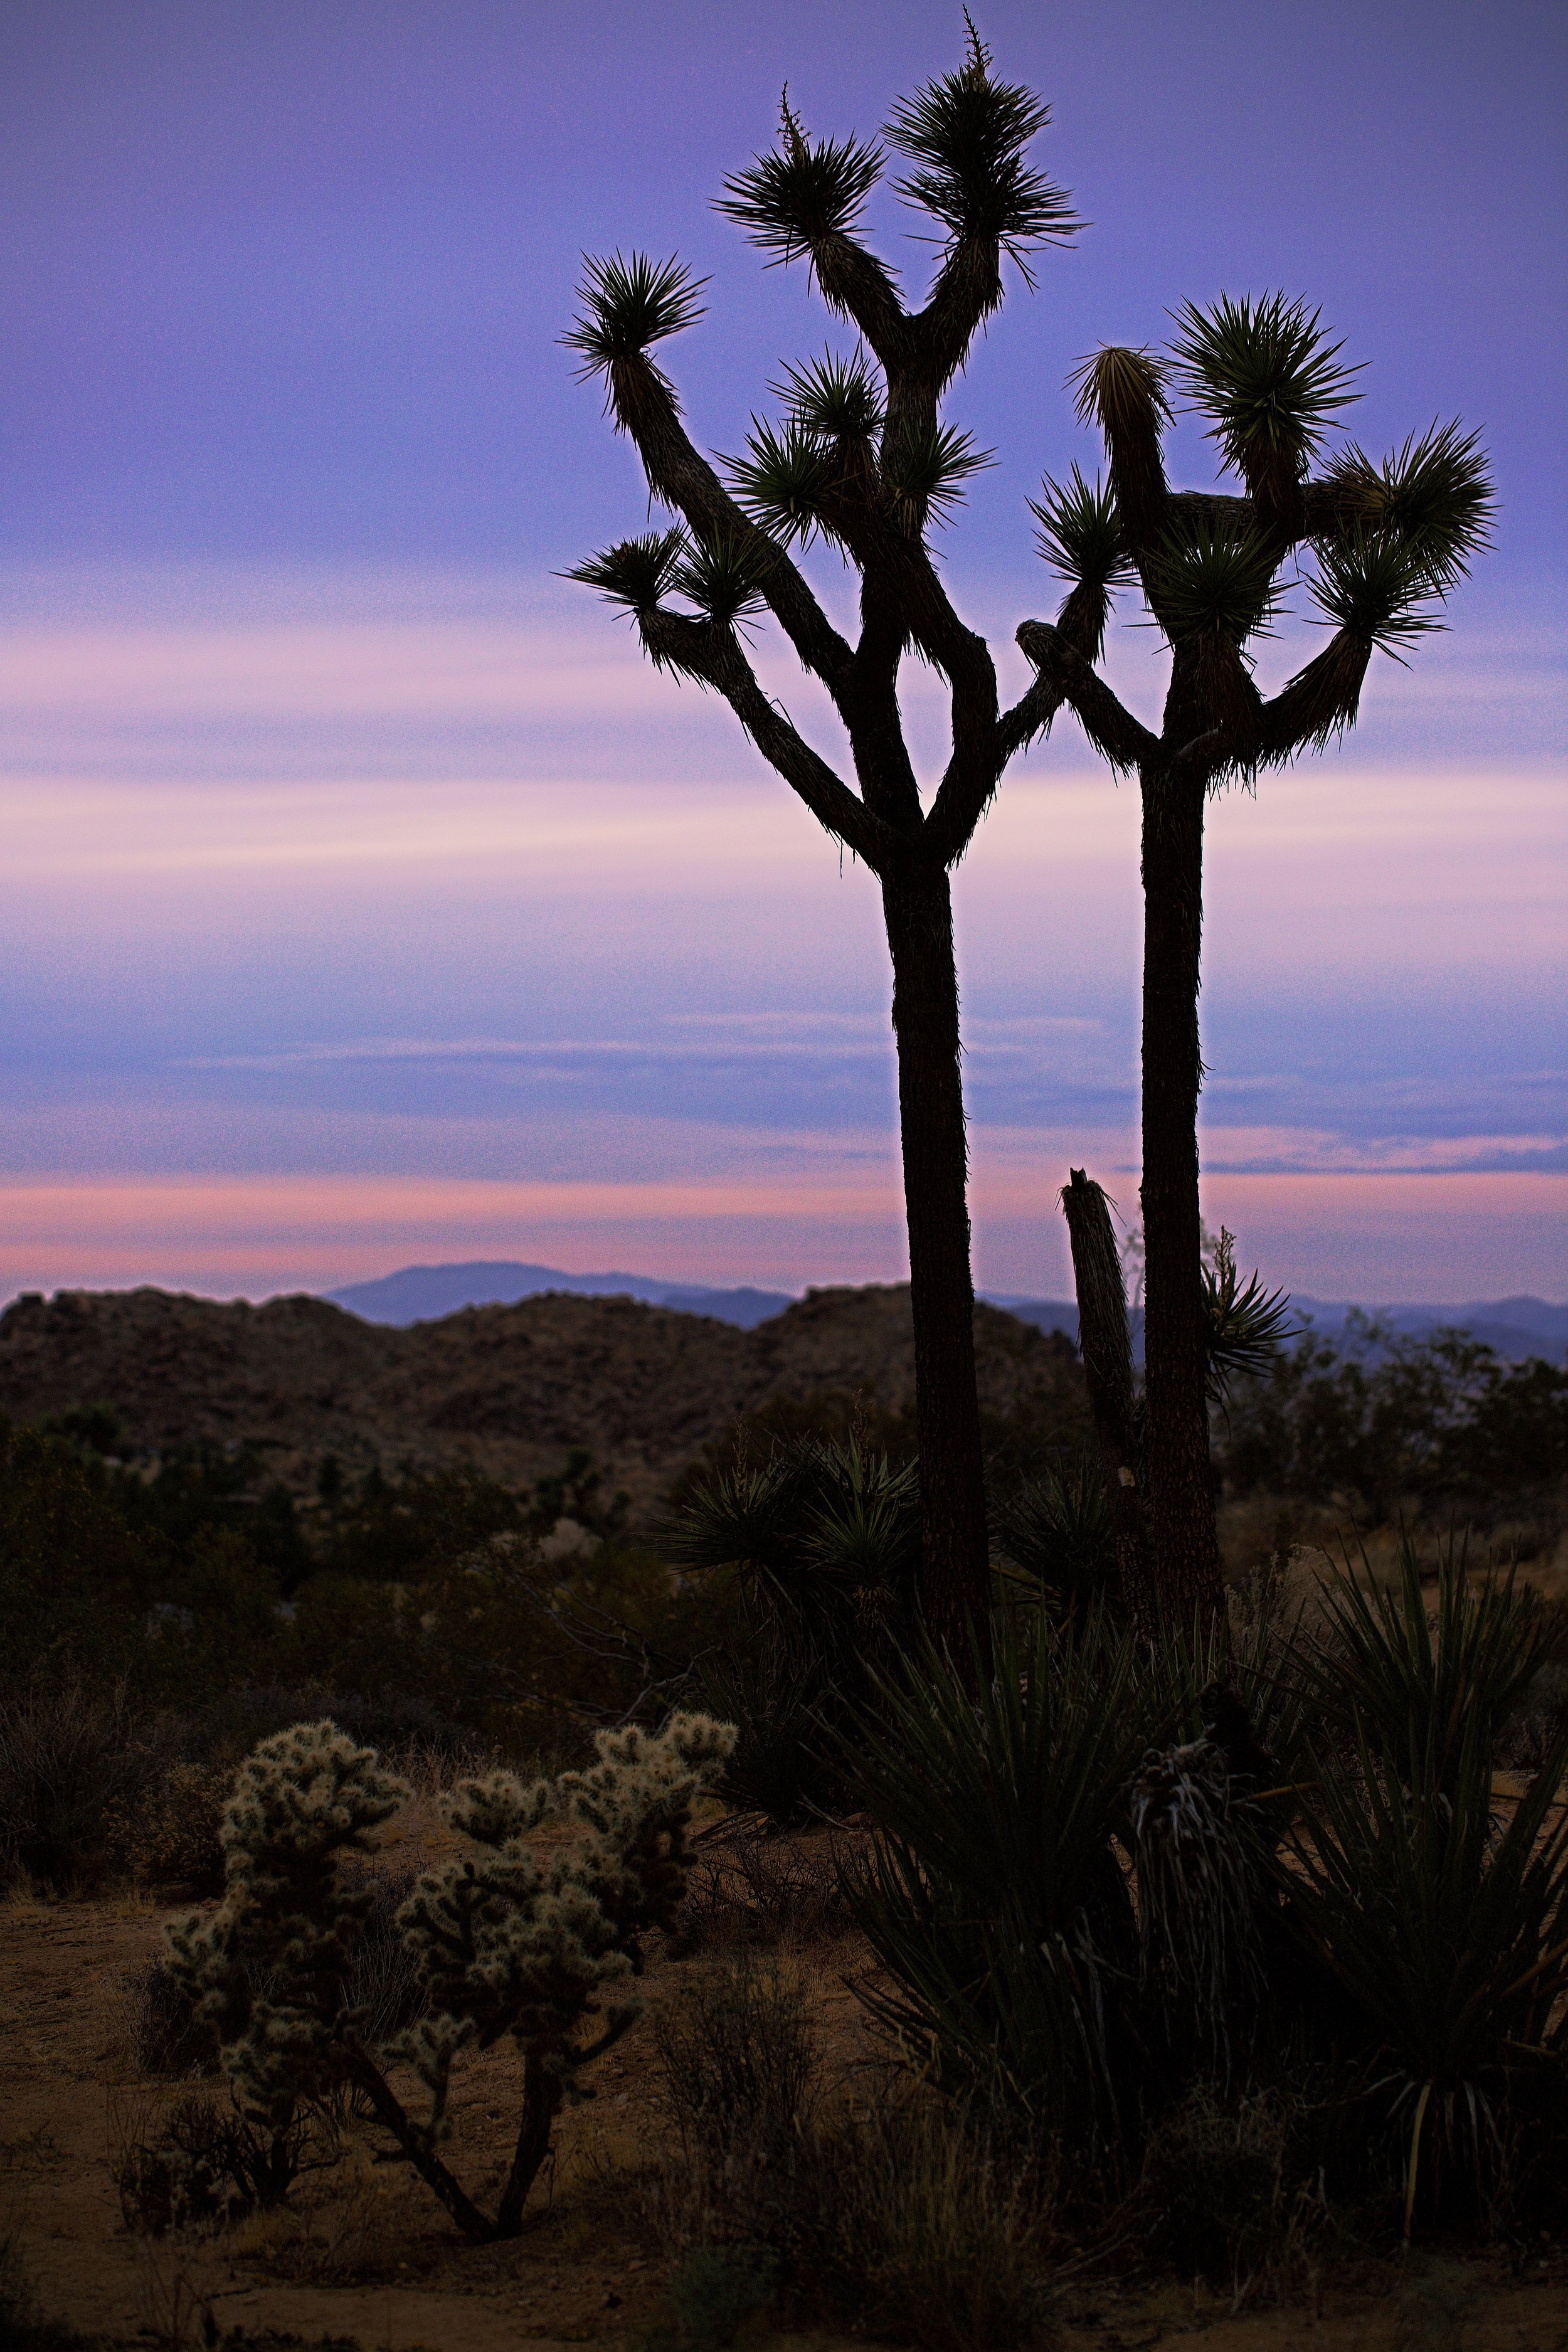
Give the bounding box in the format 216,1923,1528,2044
1138,2082,1329,2296
827,2097,1053,2352
669,1436,919,1826
1278,1698,1568,2233
167,1711,734,2243
695,1653,835,1826
114,2089,314,2232
1216,1316,1568,1518
665,2243,778,2348
0,1682,162,1887
674,1828,851,1951
1300,1528,1560,1787
127,1958,223,2079
109,1759,231,1894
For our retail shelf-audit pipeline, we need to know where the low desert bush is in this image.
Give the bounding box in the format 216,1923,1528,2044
674,1828,851,1951
0,1682,161,1888
828,2097,1054,2352
127,1958,223,2079
114,2090,314,2234
1137,2082,1330,2299
664,2242,778,2348
109,1760,231,1894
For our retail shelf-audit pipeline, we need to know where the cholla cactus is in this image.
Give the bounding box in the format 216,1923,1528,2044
164,1709,734,2242
166,1721,408,2133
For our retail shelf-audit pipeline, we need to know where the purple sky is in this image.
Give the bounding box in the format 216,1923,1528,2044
0,1,1562,1301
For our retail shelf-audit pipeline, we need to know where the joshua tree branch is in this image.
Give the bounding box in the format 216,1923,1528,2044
1015,620,1159,771
638,608,896,871
606,352,856,697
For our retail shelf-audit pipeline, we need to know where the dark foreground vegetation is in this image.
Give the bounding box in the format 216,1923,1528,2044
1,1293,1566,2346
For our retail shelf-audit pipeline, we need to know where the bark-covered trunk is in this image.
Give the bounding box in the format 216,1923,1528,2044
881,860,990,1651
1060,1168,1153,1633
1138,764,1224,1629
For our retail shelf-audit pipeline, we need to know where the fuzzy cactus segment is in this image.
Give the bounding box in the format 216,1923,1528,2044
163,1708,734,2241
166,1721,410,2132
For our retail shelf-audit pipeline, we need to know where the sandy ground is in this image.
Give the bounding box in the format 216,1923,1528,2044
6,1861,1568,2351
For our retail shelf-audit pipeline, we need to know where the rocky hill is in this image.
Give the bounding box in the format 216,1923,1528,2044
0,1283,1084,1508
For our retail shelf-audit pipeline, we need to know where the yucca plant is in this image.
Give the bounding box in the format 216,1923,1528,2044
1279,1705,1568,2235
849,1608,1160,2140
990,1454,1119,1618
1301,1529,1559,1791
1021,299,1492,1628
568,26,1083,1648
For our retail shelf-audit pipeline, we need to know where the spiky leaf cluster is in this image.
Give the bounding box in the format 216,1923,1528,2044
881,417,993,532
1147,517,1281,647
729,416,842,548
564,529,686,618
1202,1231,1293,1403
563,252,706,380
718,93,884,262
1030,467,1133,593
884,21,1077,268
771,347,886,443
1170,291,1361,485
1069,344,1172,439
1323,418,1494,591
1307,526,1446,655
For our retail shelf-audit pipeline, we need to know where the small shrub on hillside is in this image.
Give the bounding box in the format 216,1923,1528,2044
0,1683,161,1887
1138,2082,1328,2294
109,1759,231,1894
114,2089,315,2233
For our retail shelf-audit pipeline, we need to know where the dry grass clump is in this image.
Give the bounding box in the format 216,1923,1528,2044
650,1956,1057,2350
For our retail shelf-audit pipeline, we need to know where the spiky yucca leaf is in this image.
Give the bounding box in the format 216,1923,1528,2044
849,1608,1151,2131
671,532,774,630
884,21,1076,268
992,1455,1120,1616
1281,1705,1568,2228
1169,292,1361,485
1147,516,1281,645
881,417,993,533
771,347,886,442
565,529,688,618
1030,467,1133,592
728,415,842,547
563,253,706,379
1068,346,1172,535
1324,419,1495,592
1301,1530,1559,1790
1204,1229,1293,1403
718,93,884,261
1308,526,1445,655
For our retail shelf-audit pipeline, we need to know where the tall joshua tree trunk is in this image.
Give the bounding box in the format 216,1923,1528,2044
568,31,1084,1640
884,863,988,1643
1139,765,1223,1624
1017,305,1490,1631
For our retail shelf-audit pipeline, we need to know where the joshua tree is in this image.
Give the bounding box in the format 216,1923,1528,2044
565,27,1080,1645
1020,304,1492,1622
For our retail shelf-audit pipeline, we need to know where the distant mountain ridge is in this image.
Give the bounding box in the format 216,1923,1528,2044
326,1261,1567,1362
